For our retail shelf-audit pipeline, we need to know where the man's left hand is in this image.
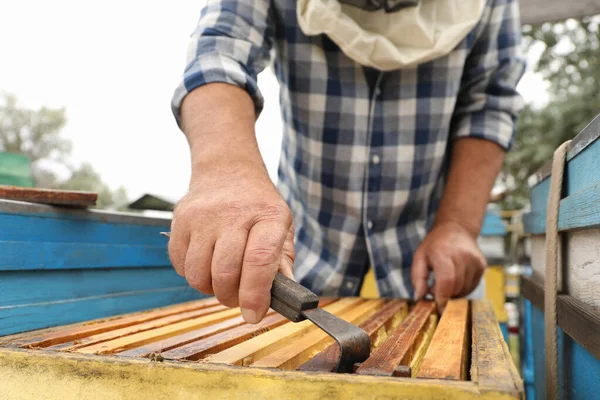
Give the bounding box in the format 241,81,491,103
411,220,487,312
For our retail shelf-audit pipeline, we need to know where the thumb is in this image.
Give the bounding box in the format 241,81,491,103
279,223,295,280
411,250,429,300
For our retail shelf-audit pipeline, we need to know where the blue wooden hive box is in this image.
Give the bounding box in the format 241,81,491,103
0,200,204,337
521,114,600,399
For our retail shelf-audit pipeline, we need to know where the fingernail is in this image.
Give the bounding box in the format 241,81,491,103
241,308,259,324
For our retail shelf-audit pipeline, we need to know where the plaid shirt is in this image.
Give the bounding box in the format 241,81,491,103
172,0,525,298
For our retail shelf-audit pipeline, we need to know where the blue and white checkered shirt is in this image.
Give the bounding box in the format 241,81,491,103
172,0,525,298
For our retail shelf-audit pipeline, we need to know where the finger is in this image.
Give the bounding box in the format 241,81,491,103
467,252,487,295
411,250,430,301
211,227,249,307
239,220,289,324
459,262,477,297
429,254,455,313
184,232,216,295
451,260,466,298
279,223,295,280
168,220,190,277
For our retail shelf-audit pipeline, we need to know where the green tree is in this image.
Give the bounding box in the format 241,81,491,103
56,163,129,210
0,93,128,209
500,17,600,209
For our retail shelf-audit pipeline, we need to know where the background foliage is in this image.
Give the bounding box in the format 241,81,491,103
500,17,600,209
0,93,128,209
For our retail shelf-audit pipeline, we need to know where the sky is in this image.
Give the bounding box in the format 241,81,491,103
0,1,547,204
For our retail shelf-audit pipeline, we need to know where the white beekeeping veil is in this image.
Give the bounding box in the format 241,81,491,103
297,0,486,70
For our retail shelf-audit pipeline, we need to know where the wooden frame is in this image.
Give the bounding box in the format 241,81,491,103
0,299,523,400
521,276,600,361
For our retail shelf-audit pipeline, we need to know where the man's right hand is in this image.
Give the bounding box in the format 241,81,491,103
169,84,295,325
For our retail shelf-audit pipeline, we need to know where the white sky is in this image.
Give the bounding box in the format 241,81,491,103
0,1,546,204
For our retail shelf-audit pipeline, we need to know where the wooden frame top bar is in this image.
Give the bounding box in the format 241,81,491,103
0,199,171,226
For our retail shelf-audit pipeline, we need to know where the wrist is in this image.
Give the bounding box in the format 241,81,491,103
432,215,480,239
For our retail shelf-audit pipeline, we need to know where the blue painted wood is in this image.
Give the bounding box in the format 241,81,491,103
0,268,189,307
523,183,600,234
521,300,535,400
499,322,508,343
0,287,204,336
564,331,600,399
0,213,168,245
0,241,170,271
480,211,506,236
527,302,600,400
525,116,600,234
0,204,197,336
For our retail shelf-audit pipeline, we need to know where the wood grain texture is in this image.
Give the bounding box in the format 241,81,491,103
204,298,362,366
157,298,336,361
524,183,600,234
0,287,204,337
160,313,289,360
0,268,191,308
470,300,523,396
0,241,171,271
355,301,436,376
74,308,241,354
529,230,600,309
416,299,469,380
56,304,227,351
0,348,522,400
251,299,385,370
12,298,219,348
0,213,168,245
116,314,253,357
297,299,407,372
0,186,97,207
409,314,437,378
521,276,600,361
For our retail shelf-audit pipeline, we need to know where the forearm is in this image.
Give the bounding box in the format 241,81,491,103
434,137,505,238
180,83,269,182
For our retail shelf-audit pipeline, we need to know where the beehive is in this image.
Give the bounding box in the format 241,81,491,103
0,297,523,400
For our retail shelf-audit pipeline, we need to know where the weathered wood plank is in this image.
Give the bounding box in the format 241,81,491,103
0,212,168,244
0,241,171,271
161,313,289,360
204,298,362,366
57,304,227,351
416,299,469,380
251,299,385,370
297,299,407,372
0,268,192,308
409,314,437,378
117,314,253,358
355,301,436,376
529,231,600,309
75,308,241,354
0,186,97,208
0,287,204,337
158,299,336,361
0,348,514,400
524,184,600,235
11,297,218,348
470,300,522,396
521,275,600,361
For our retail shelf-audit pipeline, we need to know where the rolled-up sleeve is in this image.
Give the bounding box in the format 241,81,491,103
451,0,526,150
171,0,275,126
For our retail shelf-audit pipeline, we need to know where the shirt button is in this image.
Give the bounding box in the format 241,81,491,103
367,220,373,230
371,154,380,165
345,281,354,289
375,87,382,98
